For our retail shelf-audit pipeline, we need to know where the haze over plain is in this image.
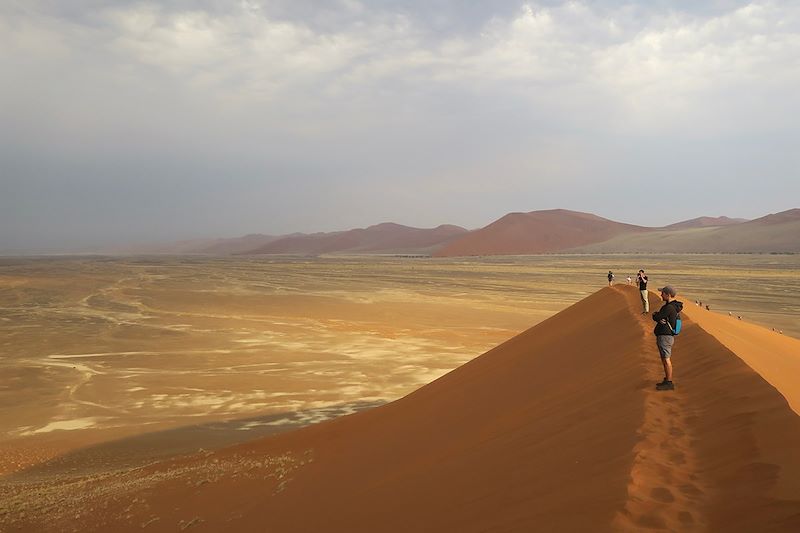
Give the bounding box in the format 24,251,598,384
2,1,800,251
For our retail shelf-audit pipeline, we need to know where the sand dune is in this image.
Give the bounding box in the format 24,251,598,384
243,223,468,255
197,234,280,255
663,215,747,230
573,208,800,253
3,286,800,532
434,209,650,257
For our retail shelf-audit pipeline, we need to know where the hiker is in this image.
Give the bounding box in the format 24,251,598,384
607,271,614,286
652,285,683,391
626,276,632,285
637,269,649,313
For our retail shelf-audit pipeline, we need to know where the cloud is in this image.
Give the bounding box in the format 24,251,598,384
1,1,799,249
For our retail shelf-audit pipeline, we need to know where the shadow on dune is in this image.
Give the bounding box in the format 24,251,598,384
3,400,383,482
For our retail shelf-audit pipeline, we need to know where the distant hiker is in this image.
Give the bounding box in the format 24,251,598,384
705,304,710,311
653,285,683,391
608,271,614,286
637,270,649,313
626,276,632,285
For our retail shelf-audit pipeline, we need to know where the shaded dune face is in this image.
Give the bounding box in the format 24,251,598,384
5,287,800,532
673,322,800,531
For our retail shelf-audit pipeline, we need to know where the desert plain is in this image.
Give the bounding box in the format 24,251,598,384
1,253,799,531
1,254,799,471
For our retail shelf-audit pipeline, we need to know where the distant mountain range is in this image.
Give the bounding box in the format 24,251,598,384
102,208,800,256
571,208,800,254
243,223,467,256
432,209,650,257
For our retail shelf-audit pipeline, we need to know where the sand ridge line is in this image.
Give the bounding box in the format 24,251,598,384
611,285,707,531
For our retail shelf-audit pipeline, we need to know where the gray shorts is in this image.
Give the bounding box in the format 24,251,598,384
657,335,674,359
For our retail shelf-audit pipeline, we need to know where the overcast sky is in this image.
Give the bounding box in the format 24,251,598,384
2,1,799,250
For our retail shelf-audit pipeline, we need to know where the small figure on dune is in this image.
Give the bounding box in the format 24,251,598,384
637,270,649,314
627,276,632,285
705,304,710,311
608,271,614,286
653,285,682,391
729,311,732,316
737,315,742,320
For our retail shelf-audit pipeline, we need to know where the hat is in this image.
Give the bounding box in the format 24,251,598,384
659,285,677,297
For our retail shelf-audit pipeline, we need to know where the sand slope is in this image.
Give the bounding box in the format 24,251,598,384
3,286,800,532
680,301,800,415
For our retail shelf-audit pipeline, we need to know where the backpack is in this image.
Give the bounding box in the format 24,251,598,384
667,306,682,335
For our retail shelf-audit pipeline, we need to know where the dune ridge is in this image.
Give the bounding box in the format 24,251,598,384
2,287,800,532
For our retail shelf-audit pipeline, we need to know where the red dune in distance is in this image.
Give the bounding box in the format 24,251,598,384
7,285,800,532
663,215,747,230
243,223,468,255
433,209,651,257
198,234,280,255
572,208,800,254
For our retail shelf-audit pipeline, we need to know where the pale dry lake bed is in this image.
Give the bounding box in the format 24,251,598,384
1,254,798,475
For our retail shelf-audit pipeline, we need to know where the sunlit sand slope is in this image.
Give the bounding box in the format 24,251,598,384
3,287,800,532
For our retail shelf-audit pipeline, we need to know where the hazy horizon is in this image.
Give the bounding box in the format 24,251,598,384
3,1,799,251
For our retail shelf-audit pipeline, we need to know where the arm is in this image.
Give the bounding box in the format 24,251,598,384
653,304,676,324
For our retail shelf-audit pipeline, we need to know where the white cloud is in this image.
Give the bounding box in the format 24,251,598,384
1,1,799,247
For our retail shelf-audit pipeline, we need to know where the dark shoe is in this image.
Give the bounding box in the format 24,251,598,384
656,381,675,391
656,378,669,386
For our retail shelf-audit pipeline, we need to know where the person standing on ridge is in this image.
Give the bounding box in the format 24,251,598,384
653,285,683,391
637,269,649,314
608,271,614,286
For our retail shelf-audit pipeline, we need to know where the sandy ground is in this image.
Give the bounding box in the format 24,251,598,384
0,255,797,477
1,285,799,531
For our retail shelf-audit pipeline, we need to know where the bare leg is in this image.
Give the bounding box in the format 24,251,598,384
662,358,673,381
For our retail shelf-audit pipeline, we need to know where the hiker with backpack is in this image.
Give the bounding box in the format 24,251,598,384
652,285,683,391
607,271,614,286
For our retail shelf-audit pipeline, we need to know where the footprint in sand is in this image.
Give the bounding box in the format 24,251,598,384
669,450,686,465
651,487,676,503
669,426,685,437
679,483,704,497
636,513,667,528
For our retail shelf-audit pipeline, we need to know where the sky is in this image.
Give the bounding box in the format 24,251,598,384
2,0,799,250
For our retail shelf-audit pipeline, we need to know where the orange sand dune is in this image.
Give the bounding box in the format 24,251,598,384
3,286,800,532
678,299,800,415
434,209,649,257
